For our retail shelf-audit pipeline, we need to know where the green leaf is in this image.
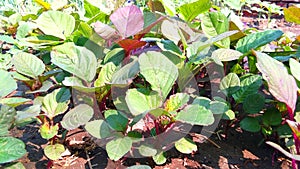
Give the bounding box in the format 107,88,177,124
15,105,40,126
61,104,94,130
125,89,162,116
36,11,75,40
200,12,230,48
210,101,229,114
284,6,300,24
152,151,167,165
106,137,132,161
0,70,17,98
165,93,190,111
111,58,140,85
0,54,12,70
0,35,15,44
222,109,235,120
44,144,65,160
240,117,261,132
16,22,35,40
104,110,128,132
211,49,242,62
220,73,240,95
51,43,97,82
40,123,59,139
158,0,176,16
0,98,31,107
85,120,114,139
0,137,26,163
95,62,117,87
12,52,45,79
176,104,214,125
289,58,300,81
157,40,182,56
236,30,283,53
243,93,265,114
42,88,70,119
192,96,211,109
84,0,100,18
127,165,152,169
138,144,157,157
262,107,282,126
0,105,16,137
139,51,178,99
103,48,125,66
177,0,211,22
175,137,197,154
232,75,262,103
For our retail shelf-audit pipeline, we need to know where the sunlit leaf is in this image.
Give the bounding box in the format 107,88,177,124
110,5,144,38
177,0,211,22
175,137,197,154
0,70,17,98
289,58,300,81
106,137,132,161
284,6,300,24
44,144,65,160
255,51,298,112
176,104,214,125
0,137,26,163
85,120,114,139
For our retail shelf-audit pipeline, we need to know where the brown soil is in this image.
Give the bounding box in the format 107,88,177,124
4,123,291,169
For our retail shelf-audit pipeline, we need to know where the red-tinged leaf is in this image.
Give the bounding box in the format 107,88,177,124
286,120,300,139
93,21,121,41
255,51,298,113
110,5,144,38
118,39,146,52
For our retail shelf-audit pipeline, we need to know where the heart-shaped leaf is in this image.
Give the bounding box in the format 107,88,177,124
42,88,70,119
111,58,140,85
0,70,17,98
125,89,162,116
255,51,298,112
61,104,94,130
139,51,178,100
44,144,65,160
106,137,132,161
0,137,26,163
36,11,75,39
262,107,282,126
220,72,240,95
12,52,45,79
110,5,144,38
51,43,97,82
240,117,261,132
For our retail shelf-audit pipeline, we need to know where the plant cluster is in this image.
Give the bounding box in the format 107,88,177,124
0,0,300,168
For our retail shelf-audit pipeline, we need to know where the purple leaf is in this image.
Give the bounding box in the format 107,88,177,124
110,5,144,38
255,51,298,113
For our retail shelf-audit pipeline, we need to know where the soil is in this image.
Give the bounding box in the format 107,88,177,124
6,123,291,169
